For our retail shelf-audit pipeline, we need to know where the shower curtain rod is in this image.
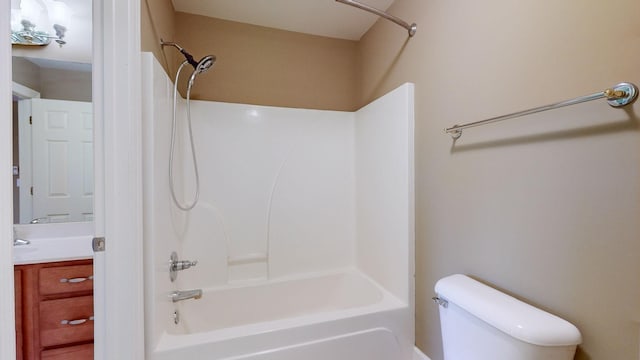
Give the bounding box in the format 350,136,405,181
335,0,417,37
444,82,638,139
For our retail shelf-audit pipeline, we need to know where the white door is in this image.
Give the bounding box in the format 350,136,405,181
30,98,93,223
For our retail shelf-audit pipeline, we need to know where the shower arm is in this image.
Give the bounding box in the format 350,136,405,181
160,39,183,52
160,39,199,69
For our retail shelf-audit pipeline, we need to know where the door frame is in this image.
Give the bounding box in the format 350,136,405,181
93,0,144,359
1,3,17,357
12,84,39,225
1,0,145,359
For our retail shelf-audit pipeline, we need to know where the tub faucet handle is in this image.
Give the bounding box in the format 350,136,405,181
173,259,198,271
169,251,198,282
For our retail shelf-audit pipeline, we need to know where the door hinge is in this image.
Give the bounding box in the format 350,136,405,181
29,116,32,125
92,237,106,252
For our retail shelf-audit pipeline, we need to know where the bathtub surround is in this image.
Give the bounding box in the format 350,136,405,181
142,53,180,353
142,53,415,359
413,348,431,360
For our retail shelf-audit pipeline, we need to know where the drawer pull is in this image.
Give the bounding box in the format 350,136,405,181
61,316,94,326
59,275,94,283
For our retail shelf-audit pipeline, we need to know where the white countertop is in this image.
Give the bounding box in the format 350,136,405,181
13,222,94,265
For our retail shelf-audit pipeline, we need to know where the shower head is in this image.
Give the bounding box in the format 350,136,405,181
187,55,216,88
195,55,216,74
161,39,216,74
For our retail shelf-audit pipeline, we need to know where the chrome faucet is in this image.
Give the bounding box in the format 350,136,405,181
14,238,30,246
169,251,198,282
13,229,30,246
170,289,203,303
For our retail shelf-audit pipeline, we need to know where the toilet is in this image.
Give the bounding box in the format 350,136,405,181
434,274,582,360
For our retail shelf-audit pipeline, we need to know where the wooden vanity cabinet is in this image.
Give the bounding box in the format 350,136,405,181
15,259,94,360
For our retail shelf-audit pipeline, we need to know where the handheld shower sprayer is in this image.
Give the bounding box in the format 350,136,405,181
160,39,218,211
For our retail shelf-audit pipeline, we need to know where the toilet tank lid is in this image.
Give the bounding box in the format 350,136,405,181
434,274,582,346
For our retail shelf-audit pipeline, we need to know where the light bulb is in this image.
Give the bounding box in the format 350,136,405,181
10,9,22,31
46,0,70,26
19,0,42,25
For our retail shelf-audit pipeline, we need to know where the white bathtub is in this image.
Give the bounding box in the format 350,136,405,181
142,53,415,360
152,269,413,360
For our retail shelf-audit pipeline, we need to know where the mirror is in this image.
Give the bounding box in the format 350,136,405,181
11,0,92,225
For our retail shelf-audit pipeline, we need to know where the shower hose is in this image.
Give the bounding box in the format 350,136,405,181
169,60,200,211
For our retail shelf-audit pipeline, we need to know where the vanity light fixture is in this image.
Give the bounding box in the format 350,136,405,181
11,0,70,47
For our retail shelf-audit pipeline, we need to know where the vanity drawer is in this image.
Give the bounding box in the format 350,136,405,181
41,343,93,360
39,265,93,295
39,296,94,348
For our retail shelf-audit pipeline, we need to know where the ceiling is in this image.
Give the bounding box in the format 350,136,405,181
26,57,92,72
171,0,396,41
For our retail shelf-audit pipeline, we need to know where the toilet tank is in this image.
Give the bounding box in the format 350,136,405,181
434,274,581,360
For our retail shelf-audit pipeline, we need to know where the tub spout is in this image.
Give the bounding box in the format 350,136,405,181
171,289,203,303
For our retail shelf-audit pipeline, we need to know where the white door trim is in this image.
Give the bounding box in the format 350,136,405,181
4,1,145,358
93,0,145,359
12,85,40,224
12,81,41,99
17,99,33,223
1,1,17,357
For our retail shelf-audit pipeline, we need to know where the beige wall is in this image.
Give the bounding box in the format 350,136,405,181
173,13,358,111
141,0,176,76
141,4,358,111
12,57,41,93
39,68,92,102
358,0,640,359
12,58,91,102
